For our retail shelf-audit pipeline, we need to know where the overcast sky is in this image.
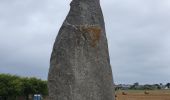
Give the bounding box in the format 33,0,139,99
0,0,170,84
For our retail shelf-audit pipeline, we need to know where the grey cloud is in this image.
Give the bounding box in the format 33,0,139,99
104,0,170,84
0,0,170,84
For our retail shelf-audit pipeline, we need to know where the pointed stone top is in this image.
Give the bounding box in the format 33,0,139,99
67,0,103,26
71,0,100,4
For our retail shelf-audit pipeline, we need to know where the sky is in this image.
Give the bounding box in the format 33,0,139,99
0,0,170,84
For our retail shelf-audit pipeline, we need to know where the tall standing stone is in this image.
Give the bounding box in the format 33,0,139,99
48,0,115,100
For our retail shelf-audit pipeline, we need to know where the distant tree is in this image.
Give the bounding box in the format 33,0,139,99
0,74,10,100
0,74,22,100
143,84,154,90
0,74,48,100
129,82,139,90
21,77,48,100
38,80,48,96
166,83,170,88
134,82,139,86
129,85,135,90
21,77,33,100
27,77,48,95
160,83,163,86
153,84,161,89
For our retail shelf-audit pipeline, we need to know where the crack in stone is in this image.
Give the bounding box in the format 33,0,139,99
64,21,101,47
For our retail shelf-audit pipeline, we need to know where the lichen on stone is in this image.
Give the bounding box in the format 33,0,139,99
80,25,101,47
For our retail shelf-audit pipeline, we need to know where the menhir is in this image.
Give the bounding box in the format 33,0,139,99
48,0,115,100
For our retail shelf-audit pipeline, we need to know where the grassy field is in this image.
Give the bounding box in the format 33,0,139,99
116,90,170,100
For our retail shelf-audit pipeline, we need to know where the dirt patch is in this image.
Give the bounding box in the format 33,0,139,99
116,90,170,100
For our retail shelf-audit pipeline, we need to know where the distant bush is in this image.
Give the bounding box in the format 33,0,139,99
0,74,48,100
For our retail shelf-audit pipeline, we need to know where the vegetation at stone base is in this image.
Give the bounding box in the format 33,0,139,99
0,73,48,100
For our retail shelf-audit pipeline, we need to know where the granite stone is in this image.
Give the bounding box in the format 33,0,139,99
48,0,115,100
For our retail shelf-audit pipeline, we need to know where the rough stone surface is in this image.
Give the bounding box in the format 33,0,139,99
48,0,115,100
